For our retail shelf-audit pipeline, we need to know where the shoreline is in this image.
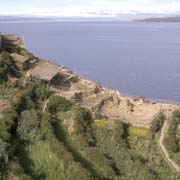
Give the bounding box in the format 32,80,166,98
2,21,180,104
51,60,180,106
4,33,177,128
34,59,180,128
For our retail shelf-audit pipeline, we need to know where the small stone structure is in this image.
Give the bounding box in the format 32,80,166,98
0,34,24,52
10,53,31,70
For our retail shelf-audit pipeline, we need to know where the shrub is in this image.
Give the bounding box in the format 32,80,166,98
0,51,20,83
7,161,33,180
27,79,50,101
17,110,41,143
47,95,73,114
28,141,65,180
40,112,55,140
0,139,8,178
73,107,93,142
150,112,165,133
11,91,36,114
0,107,18,141
164,111,180,153
113,121,126,142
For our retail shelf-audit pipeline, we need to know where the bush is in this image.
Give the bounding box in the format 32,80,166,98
0,107,18,141
28,141,65,180
73,107,94,143
0,51,20,83
11,90,36,114
0,84,16,100
47,95,73,114
40,112,55,140
7,161,33,180
150,112,165,133
0,139,8,178
164,111,180,153
113,121,126,142
27,79,50,101
17,110,41,143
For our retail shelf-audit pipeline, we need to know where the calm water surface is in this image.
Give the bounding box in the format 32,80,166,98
1,20,180,102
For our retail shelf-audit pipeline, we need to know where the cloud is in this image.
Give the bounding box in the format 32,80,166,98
171,0,180,8
1,0,180,16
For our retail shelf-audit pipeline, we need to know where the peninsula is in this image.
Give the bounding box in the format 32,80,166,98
134,16,180,22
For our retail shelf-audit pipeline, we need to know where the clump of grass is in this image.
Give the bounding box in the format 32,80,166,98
129,126,149,137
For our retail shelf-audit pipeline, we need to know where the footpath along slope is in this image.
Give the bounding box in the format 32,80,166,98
158,120,180,172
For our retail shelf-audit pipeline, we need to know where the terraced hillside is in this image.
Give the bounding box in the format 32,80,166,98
0,34,180,180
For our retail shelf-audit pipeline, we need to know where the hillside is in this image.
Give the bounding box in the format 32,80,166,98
0,34,180,180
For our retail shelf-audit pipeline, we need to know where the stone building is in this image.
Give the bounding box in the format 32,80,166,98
0,34,24,52
10,53,31,70
30,61,61,84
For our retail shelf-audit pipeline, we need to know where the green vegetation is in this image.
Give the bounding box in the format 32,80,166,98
0,84,17,100
0,48,180,180
150,112,165,134
129,126,149,137
164,111,180,153
17,110,41,143
0,51,20,83
27,79,50,101
27,141,65,180
164,111,180,165
47,95,73,114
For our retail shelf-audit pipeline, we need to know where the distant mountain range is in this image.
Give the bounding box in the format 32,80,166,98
135,16,180,22
0,14,176,22
0,16,54,22
1,13,180,23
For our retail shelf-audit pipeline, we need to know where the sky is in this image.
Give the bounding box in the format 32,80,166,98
1,0,180,16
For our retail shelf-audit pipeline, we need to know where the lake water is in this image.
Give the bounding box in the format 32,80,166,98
1,20,180,102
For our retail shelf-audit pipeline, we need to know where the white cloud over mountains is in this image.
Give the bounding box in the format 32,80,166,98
1,0,180,16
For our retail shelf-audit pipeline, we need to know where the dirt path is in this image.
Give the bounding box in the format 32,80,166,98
158,120,180,172
43,99,49,112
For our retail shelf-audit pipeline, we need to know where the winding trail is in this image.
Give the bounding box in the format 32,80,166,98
158,120,180,172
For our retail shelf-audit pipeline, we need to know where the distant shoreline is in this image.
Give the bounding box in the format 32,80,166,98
134,16,180,22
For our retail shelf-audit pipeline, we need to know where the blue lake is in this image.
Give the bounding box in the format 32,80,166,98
1,20,180,102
